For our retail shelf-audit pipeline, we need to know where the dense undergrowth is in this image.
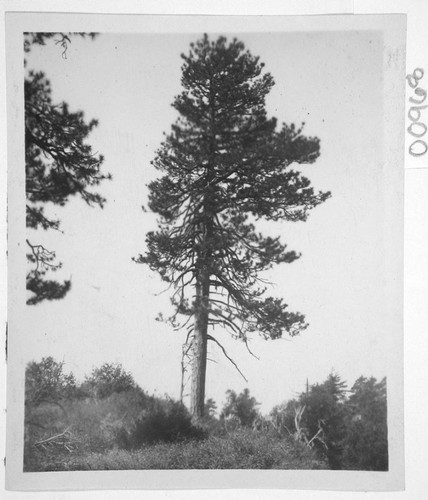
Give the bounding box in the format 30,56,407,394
27,428,324,472
24,388,324,472
23,358,388,472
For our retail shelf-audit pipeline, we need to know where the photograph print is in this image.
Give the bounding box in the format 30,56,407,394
6,13,405,491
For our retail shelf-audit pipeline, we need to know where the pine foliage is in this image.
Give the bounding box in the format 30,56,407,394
135,34,330,350
25,33,110,304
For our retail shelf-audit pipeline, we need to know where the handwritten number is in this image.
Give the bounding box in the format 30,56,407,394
409,87,427,105
406,68,424,89
407,68,427,157
409,140,428,157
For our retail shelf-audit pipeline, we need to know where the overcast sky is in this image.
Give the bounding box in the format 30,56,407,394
23,29,392,412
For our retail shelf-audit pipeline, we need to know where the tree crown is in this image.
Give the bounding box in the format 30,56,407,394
136,35,330,345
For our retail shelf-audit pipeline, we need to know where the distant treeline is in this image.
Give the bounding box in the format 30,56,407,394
24,357,387,471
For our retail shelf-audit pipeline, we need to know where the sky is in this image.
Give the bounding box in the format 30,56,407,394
22,29,392,413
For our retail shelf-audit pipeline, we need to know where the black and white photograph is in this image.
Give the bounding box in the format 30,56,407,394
4,10,408,493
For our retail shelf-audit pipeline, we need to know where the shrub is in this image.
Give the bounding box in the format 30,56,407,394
24,386,153,471
125,399,206,447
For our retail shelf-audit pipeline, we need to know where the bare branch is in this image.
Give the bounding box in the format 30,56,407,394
207,334,248,382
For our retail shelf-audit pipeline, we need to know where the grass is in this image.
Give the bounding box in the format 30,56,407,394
25,427,327,471
24,390,328,471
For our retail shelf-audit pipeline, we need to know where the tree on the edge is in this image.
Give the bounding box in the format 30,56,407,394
25,33,110,304
25,356,77,407
134,35,330,420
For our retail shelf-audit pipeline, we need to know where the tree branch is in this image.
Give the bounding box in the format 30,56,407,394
207,334,248,382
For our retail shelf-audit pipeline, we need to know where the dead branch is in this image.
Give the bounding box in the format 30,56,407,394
34,426,72,447
307,427,323,447
207,334,248,382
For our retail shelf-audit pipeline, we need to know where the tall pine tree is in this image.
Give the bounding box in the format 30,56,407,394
135,35,330,420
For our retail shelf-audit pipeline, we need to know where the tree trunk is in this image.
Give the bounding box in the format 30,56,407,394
190,268,210,421
190,86,215,422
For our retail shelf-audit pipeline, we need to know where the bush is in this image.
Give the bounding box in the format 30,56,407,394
24,387,152,471
124,399,206,447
